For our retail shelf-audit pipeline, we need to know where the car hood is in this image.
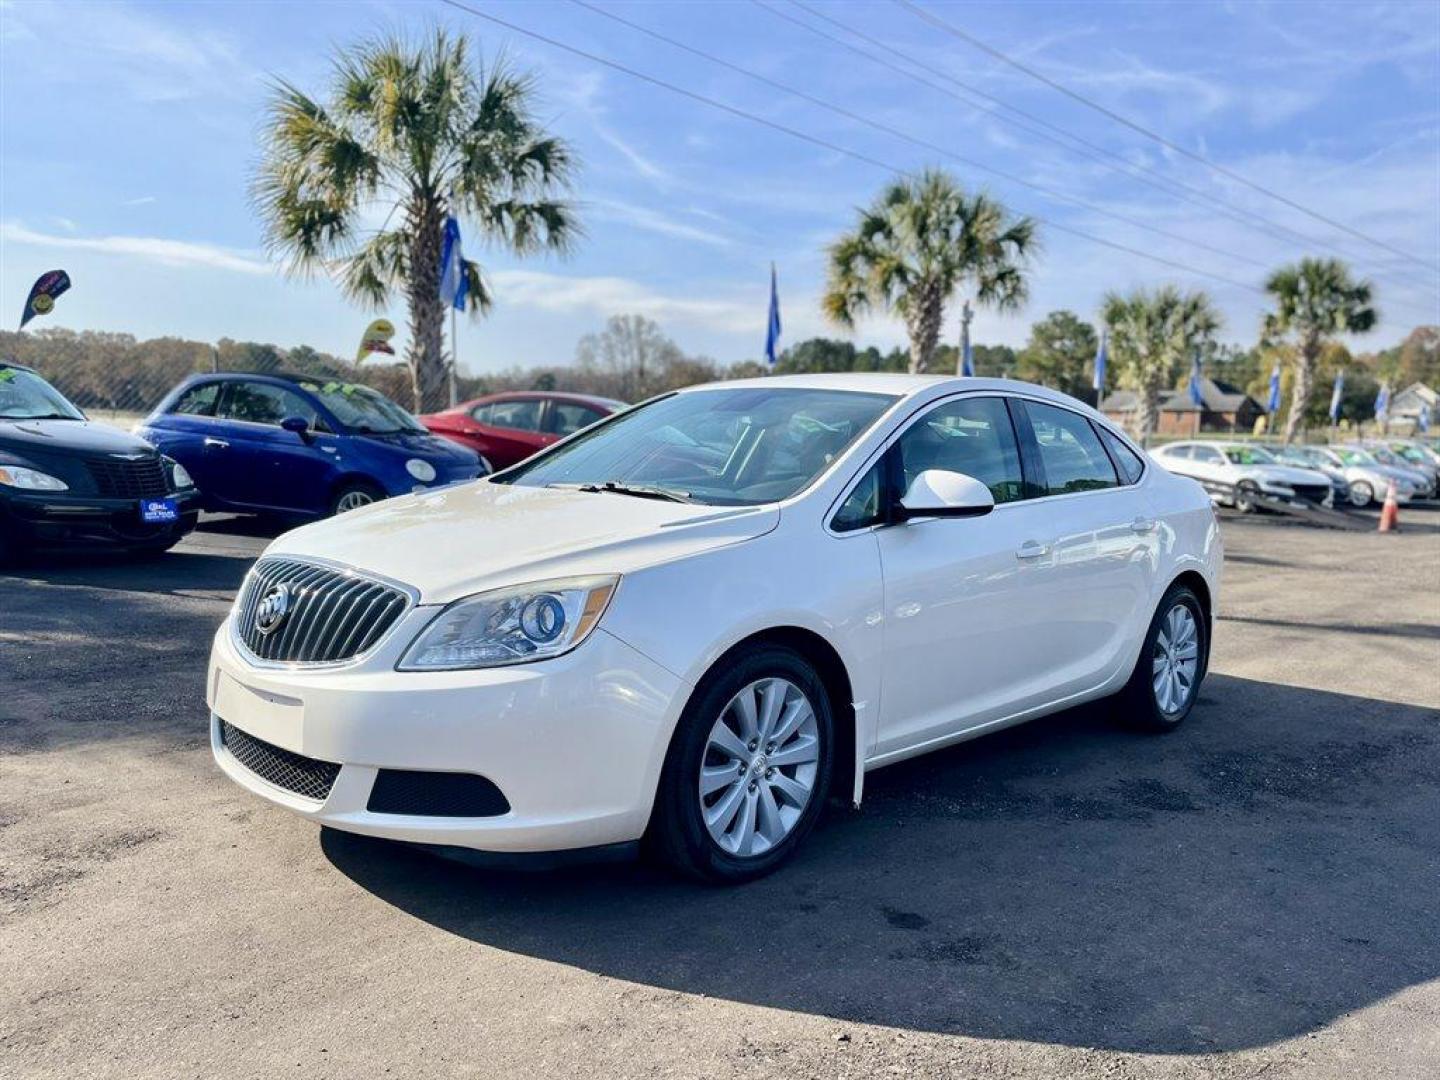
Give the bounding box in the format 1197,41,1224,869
354,429,479,464
0,418,157,459
1242,464,1331,486
265,480,780,604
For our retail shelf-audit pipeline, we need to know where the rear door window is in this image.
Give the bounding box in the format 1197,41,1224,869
1097,425,1145,484
548,402,606,436
1022,401,1119,495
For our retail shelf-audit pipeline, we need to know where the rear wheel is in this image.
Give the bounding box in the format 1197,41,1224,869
648,644,834,883
330,480,385,516
1348,480,1374,508
1118,584,1208,732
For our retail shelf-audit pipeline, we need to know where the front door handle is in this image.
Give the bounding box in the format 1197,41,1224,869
1016,540,1050,560
204,437,229,449
1130,517,1157,533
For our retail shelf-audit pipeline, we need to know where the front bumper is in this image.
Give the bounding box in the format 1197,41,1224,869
1,488,200,550
207,612,689,853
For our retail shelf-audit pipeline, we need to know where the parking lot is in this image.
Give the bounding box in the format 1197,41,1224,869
2,510,1437,1079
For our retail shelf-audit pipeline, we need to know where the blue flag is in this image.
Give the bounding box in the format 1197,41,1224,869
1329,369,1345,422
1187,352,1205,408
439,214,468,312
1092,330,1107,393
961,336,974,378
1419,403,1432,434
1267,363,1281,413
1374,382,1390,421
764,264,781,366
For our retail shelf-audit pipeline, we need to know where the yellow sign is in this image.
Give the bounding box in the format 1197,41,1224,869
31,294,54,315
355,318,396,363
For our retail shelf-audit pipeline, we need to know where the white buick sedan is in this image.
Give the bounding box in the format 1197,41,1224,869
209,375,1220,882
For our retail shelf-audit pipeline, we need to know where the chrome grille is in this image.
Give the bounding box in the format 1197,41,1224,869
87,456,168,498
233,558,412,665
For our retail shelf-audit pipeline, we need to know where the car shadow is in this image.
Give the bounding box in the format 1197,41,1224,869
323,675,1438,1055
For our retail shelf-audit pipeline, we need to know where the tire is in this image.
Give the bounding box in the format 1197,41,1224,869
647,643,835,884
1348,480,1374,508
329,480,385,516
1233,479,1261,514
1117,583,1208,733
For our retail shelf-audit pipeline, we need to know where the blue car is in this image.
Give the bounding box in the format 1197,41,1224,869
138,373,483,518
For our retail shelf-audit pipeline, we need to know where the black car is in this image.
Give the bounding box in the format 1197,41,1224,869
0,362,200,562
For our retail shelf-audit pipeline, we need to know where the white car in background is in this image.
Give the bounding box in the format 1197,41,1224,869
1290,445,1419,507
1150,441,1334,513
209,375,1221,883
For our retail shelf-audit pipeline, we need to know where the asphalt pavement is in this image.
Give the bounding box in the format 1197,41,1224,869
1,509,1437,1079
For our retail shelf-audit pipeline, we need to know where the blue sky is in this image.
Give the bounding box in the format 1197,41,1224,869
2,0,1437,378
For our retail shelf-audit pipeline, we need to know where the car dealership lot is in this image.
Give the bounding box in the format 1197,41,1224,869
2,513,1437,1079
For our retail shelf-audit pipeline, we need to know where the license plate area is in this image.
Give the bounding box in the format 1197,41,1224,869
139,497,178,523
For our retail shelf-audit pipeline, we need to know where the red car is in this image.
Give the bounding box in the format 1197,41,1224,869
419,391,626,472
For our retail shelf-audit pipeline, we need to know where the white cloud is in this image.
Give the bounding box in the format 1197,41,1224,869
1,222,272,276
122,196,158,207
588,198,734,247
491,269,761,333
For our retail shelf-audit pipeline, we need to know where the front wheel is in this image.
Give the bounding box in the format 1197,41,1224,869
329,480,385,516
1117,584,1208,732
1233,479,1261,513
647,644,834,883
1347,480,1374,508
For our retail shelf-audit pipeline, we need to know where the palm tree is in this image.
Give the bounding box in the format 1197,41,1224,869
1101,285,1222,446
254,30,578,412
823,169,1037,374
1263,258,1376,443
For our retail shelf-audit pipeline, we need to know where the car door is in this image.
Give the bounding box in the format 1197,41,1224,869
471,397,549,468
865,394,1056,756
545,400,608,441
142,380,230,495
212,381,337,514
1014,398,1160,700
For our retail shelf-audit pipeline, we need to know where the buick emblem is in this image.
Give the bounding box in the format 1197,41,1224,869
254,584,292,636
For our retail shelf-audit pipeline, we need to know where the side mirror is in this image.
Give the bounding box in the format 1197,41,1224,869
898,469,995,520
280,416,311,441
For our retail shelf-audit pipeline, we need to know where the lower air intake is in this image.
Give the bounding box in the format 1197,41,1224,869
367,770,511,817
220,720,340,802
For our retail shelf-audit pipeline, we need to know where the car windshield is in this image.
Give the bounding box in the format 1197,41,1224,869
499,386,898,506
1338,448,1377,466
296,380,424,434
0,366,85,421
1223,446,1275,465
1393,445,1426,463
1368,446,1402,465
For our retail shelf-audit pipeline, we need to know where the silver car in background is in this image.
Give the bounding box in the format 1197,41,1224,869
1344,443,1435,500
1150,441,1334,513
1367,440,1439,496
1287,445,1419,508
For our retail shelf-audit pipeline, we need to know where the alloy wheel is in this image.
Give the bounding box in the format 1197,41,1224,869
335,489,375,513
1348,481,1373,508
1152,603,1200,715
699,677,820,858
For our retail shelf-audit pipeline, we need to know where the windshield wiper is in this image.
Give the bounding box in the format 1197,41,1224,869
11,413,81,421
551,481,694,504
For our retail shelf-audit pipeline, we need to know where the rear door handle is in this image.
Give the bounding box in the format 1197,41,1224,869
1016,540,1050,560
204,437,229,449
1130,517,1157,533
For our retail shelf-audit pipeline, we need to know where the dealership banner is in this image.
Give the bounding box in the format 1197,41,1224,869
19,269,71,329
355,317,396,363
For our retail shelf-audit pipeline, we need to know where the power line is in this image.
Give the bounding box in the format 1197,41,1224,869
569,0,1272,273
896,0,1440,276
770,0,1349,267
435,0,1271,298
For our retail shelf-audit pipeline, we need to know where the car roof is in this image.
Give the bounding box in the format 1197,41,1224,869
466,390,626,409
0,360,37,374
673,373,1101,412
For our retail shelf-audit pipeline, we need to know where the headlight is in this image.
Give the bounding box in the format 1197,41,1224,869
405,458,437,482
163,455,195,490
0,465,68,492
398,575,619,671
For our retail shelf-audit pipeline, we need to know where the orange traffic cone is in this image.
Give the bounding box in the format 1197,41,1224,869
1378,480,1400,533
